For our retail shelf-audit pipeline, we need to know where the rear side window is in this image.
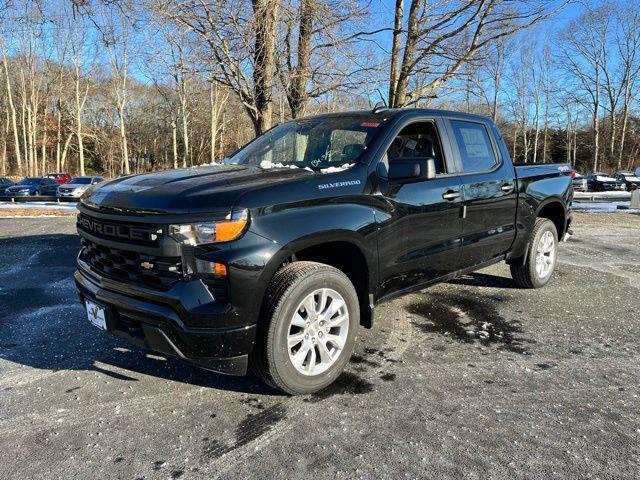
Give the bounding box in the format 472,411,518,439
450,120,497,172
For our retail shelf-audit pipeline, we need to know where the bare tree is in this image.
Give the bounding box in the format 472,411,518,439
614,4,640,170
157,0,280,136
66,6,94,176
560,5,610,172
387,0,570,108
276,0,372,118
1,43,22,175
209,82,228,163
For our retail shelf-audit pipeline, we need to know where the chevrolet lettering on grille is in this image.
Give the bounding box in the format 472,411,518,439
78,216,160,242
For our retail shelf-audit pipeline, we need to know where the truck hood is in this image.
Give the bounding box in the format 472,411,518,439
82,164,316,214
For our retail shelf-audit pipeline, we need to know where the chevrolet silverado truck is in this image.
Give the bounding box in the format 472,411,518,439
74,108,573,394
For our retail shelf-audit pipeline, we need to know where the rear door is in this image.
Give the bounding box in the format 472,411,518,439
444,118,517,268
376,117,463,299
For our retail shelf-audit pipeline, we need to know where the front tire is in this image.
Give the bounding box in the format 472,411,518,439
510,218,558,289
250,261,359,395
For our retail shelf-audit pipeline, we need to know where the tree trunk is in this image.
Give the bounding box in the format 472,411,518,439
2,55,22,174
171,119,178,169
210,84,218,163
76,82,86,176
609,112,617,168
542,88,550,163
289,0,314,118
593,68,600,172
532,86,540,163
251,0,279,134
1,107,7,176
118,102,130,174
391,0,420,107
55,98,62,172
618,103,629,169
388,0,405,107
181,102,189,168
60,133,72,170
41,121,47,174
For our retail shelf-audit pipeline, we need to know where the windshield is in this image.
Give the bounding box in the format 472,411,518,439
223,115,383,171
68,178,92,185
18,178,41,185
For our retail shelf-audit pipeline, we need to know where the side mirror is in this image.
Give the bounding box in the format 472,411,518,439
387,158,436,182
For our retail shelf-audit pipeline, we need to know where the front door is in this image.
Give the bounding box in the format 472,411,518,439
376,119,463,300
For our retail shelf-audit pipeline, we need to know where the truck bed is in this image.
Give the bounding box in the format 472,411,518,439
513,163,572,180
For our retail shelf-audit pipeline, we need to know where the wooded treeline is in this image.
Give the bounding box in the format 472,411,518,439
0,0,638,178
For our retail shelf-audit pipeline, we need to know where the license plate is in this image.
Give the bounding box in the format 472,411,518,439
85,300,107,330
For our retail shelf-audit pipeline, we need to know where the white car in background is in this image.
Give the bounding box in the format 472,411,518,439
571,172,588,191
57,176,105,198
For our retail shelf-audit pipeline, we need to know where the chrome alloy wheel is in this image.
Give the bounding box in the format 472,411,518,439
287,288,349,376
535,230,556,278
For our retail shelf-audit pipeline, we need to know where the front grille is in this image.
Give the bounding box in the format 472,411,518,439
80,237,182,290
77,213,162,247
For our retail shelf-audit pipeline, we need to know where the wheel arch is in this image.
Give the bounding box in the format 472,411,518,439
258,231,376,329
536,199,566,237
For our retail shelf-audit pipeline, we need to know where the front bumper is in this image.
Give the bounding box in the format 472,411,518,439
74,264,256,375
58,190,84,197
6,190,32,196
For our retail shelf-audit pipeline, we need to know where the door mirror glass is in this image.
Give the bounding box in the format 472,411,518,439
387,158,436,182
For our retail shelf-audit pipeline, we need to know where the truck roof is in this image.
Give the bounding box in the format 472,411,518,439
303,108,494,123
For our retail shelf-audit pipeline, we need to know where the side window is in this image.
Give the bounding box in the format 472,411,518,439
385,121,446,174
449,120,498,172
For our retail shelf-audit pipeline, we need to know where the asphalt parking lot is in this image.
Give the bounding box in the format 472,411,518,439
1,212,639,480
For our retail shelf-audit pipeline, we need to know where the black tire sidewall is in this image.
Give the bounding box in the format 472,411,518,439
269,270,359,394
528,219,558,288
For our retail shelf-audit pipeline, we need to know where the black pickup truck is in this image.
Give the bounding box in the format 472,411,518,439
74,109,573,394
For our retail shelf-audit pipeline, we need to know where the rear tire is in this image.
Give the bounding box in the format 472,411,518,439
510,218,558,289
250,261,359,395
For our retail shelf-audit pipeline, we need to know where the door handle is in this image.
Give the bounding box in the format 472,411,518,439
442,190,460,200
500,183,514,193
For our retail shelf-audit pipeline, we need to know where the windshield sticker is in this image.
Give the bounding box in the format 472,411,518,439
360,121,380,128
318,179,361,190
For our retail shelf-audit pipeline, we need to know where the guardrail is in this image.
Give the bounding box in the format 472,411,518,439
0,196,79,203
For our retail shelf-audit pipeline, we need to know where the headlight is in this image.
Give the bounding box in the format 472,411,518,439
169,209,249,246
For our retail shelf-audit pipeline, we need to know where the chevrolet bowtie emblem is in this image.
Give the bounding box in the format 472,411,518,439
140,261,155,270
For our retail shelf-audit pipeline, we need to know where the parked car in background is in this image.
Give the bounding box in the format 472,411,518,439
571,172,588,191
46,173,72,185
40,180,62,196
5,177,59,196
586,172,625,191
57,176,104,198
613,171,640,190
0,177,15,195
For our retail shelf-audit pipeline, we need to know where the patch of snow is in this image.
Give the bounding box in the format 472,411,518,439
0,201,78,210
572,201,637,213
320,163,354,174
259,160,302,170
573,191,630,199
595,175,616,182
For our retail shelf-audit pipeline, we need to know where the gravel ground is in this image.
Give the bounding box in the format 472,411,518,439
0,213,639,480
